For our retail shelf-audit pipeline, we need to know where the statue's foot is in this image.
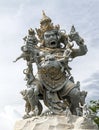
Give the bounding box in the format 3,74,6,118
40,109,53,116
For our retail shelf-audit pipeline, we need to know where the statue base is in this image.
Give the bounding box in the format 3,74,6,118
14,115,98,130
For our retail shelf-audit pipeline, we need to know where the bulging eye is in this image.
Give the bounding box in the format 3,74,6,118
45,34,50,38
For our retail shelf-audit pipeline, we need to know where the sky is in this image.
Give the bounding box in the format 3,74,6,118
0,0,99,130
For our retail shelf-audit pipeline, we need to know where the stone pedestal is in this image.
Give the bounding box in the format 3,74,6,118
14,115,98,130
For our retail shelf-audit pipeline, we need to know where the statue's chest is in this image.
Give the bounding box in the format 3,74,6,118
38,52,66,91
39,60,61,78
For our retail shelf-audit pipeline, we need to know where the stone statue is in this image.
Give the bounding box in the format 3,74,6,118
15,11,88,118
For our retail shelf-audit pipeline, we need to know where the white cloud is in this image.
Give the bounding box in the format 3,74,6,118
0,105,23,130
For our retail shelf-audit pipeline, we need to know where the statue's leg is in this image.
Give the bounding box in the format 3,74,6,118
27,87,38,111
58,80,82,115
26,87,43,115
67,87,81,115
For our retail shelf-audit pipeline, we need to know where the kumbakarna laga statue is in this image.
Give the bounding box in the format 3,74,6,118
14,11,88,119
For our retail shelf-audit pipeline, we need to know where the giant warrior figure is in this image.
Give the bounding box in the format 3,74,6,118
15,11,88,118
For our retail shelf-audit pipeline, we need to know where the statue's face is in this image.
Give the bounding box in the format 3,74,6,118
44,30,58,48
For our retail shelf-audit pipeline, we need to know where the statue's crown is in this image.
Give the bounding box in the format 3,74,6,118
40,10,52,24
36,11,60,43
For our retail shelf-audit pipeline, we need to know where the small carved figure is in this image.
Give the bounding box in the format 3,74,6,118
20,89,31,118
20,81,43,118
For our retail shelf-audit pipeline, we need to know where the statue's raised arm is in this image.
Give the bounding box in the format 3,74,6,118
68,25,88,58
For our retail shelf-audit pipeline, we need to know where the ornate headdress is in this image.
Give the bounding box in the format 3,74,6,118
36,11,60,43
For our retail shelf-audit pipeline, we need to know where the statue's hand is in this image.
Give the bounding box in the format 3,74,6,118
68,25,84,45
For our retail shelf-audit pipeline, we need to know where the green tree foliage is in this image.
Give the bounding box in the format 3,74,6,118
89,100,99,127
